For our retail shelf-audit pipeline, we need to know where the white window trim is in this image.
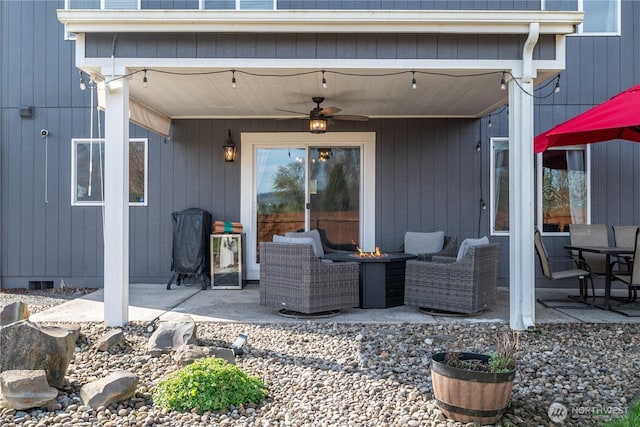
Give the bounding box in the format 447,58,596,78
199,0,276,9
64,0,142,39
71,138,148,207
490,136,510,236
65,0,142,9
536,145,591,236
240,132,376,281
542,0,621,36
489,139,591,236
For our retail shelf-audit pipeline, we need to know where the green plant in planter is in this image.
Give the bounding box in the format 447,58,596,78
152,357,266,413
488,332,518,373
443,332,518,373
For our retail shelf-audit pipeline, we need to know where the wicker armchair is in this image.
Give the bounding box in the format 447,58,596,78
404,243,500,314
259,242,360,315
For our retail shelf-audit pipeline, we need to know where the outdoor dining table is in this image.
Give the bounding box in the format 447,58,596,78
564,245,634,311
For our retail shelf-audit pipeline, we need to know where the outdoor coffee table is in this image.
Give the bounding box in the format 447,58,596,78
324,252,416,308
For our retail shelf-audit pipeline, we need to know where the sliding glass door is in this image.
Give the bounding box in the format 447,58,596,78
241,132,376,280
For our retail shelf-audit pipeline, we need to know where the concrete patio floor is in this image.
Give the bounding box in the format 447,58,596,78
29,283,640,325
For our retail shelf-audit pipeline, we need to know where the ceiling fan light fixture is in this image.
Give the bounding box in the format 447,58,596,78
309,116,328,134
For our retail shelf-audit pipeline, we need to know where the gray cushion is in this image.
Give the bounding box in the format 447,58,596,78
285,230,325,258
456,236,490,261
404,231,445,255
272,235,320,257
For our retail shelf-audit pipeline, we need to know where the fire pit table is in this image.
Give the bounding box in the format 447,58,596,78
324,252,416,308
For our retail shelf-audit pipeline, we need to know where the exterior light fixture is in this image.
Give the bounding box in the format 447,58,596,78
309,116,327,134
223,129,236,162
231,333,248,356
318,147,332,161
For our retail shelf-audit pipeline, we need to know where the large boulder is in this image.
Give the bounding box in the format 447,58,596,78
173,344,236,366
80,371,138,409
0,320,79,388
147,318,197,357
0,301,30,326
0,370,58,410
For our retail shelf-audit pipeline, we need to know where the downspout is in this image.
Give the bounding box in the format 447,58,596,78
522,23,539,87
520,22,539,329
509,22,539,330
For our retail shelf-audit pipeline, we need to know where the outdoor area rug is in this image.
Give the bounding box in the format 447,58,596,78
610,300,640,317
536,297,594,310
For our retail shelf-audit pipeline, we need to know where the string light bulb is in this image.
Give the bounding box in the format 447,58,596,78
79,71,87,91
481,199,487,210
475,141,482,152
500,72,506,90
554,76,561,93
231,70,237,89
488,119,492,128
411,70,417,89
322,70,327,89
143,69,148,88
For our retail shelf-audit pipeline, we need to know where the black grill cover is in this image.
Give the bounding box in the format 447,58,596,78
170,208,212,275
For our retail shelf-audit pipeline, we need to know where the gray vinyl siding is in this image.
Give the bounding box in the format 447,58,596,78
85,33,557,61
2,0,640,288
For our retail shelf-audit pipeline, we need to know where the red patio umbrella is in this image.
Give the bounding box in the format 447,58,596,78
534,83,640,153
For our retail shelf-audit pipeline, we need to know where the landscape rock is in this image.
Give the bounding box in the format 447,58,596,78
80,370,138,409
93,329,125,352
0,370,58,410
0,301,29,326
173,344,236,366
0,320,79,388
147,318,197,356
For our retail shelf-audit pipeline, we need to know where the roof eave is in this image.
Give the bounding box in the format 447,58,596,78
57,9,583,35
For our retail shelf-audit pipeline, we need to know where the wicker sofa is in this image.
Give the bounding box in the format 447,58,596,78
259,242,360,315
404,243,500,314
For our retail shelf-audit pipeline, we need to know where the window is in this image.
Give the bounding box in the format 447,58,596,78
543,0,620,35
490,138,509,235
490,138,590,235
72,138,148,206
538,148,590,233
203,0,275,9
66,0,139,9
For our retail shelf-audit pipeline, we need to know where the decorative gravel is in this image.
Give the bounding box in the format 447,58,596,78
1,291,639,426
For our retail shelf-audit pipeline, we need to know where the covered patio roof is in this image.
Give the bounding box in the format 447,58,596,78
57,8,583,330
59,9,582,121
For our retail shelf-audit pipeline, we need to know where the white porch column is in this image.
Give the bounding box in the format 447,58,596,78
102,70,130,326
508,23,539,330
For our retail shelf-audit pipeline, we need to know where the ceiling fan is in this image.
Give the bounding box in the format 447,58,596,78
276,97,369,134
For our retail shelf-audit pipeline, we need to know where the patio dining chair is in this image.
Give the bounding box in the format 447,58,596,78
612,225,638,274
569,224,609,276
612,228,640,303
534,228,595,308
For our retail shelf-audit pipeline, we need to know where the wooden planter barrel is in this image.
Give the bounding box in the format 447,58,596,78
431,352,516,424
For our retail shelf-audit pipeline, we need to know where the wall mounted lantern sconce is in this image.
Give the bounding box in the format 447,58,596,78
223,129,236,162
309,116,328,134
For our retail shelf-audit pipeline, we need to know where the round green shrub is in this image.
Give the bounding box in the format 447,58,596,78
152,357,266,413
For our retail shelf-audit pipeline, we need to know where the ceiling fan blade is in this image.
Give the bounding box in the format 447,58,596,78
275,108,307,115
320,106,342,116
331,114,369,122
